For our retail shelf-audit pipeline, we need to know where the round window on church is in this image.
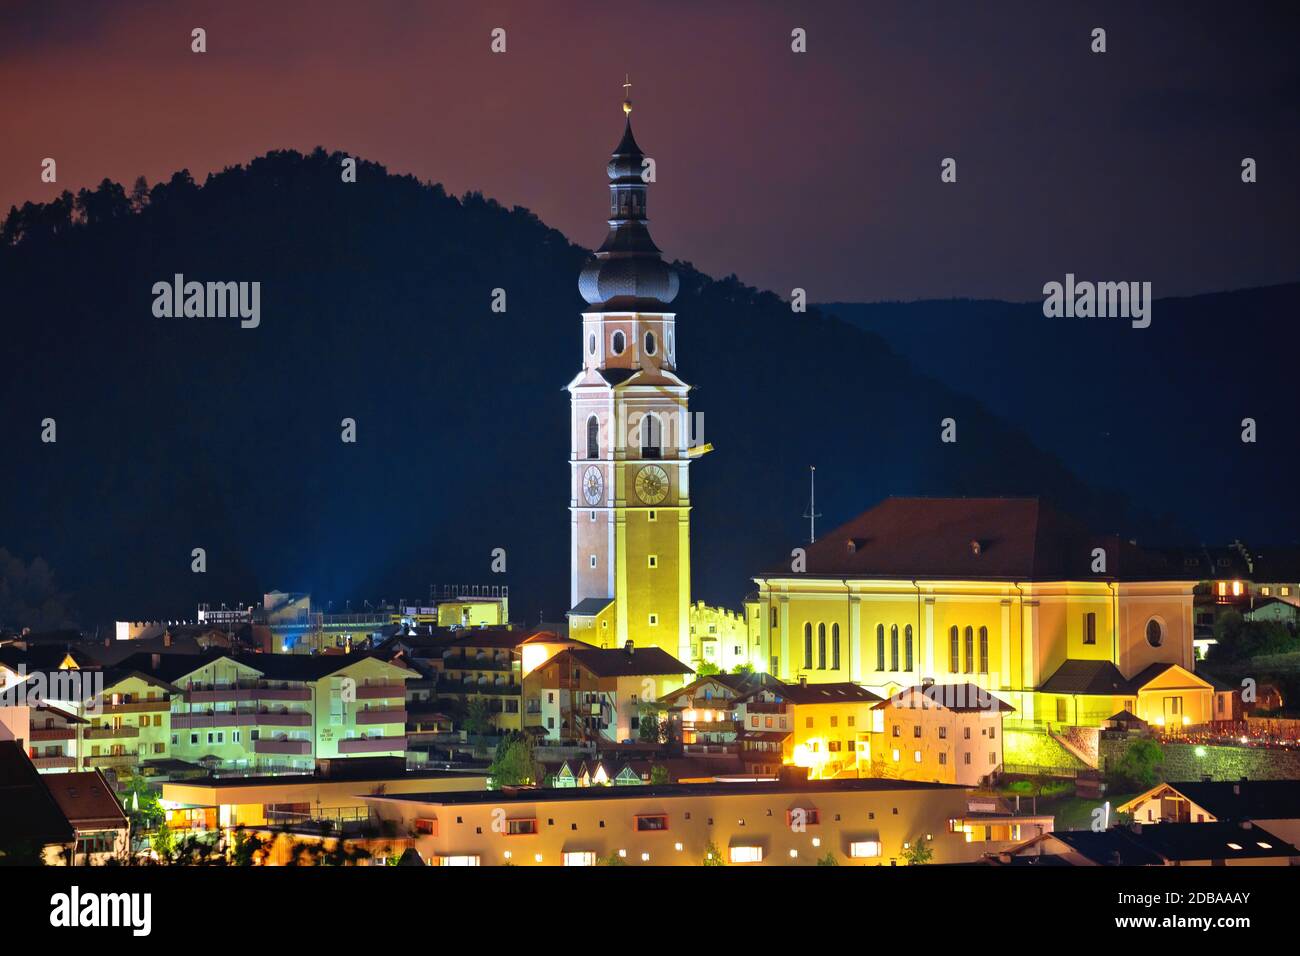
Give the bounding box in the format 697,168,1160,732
1145,618,1164,648
644,332,656,355
612,331,626,354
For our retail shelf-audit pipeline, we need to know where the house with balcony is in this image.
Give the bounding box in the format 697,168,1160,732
119,651,417,774
80,667,174,775
383,627,577,747
26,703,86,772
871,683,1013,786
524,642,693,744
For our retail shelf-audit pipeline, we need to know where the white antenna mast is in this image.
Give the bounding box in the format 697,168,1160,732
803,465,822,543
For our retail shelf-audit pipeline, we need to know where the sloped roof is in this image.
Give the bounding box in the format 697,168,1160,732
1051,822,1297,864
565,646,692,678
761,497,1186,582
1038,659,1132,696
770,681,882,705
884,683,1014,713
43,770,129,831
0,741,74,849
1151,780,1300,821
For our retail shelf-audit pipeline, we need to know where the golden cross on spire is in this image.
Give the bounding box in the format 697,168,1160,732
622,74,632,114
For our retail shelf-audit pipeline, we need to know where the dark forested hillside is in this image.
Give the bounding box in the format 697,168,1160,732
0,149,1239,627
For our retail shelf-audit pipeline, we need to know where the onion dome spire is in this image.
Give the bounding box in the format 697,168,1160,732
578,78,679,310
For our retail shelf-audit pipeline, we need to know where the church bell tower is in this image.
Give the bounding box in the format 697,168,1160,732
566,85,692,666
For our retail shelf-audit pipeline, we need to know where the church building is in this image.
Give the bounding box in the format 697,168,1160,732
748,497,1223,732
567,90,694,667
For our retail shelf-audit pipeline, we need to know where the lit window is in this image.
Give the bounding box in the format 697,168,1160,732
914,750,922,763
439,855,480,867
849,841,881,858
505,818,538,836
729,845,763,863
563,851,596,866
1232,581,1243,596
635,814,669,832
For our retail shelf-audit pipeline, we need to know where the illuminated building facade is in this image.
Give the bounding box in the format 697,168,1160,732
750,497,1212,731
363,778,1052,866
568,93,693,666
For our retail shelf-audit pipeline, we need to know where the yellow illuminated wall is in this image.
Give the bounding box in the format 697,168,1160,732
750,577,1200,727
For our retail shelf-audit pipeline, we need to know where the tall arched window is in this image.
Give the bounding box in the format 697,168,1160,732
803,623,813,670
979,626,989,674
585,415,599,459
876,624,885,671
644,331,656,355
890,624,899,672
817,623,827,670
612,330,626,354
904,625,913,671
964,626,974,674
949,626,960,672
831,623,841,670
640,413,662,459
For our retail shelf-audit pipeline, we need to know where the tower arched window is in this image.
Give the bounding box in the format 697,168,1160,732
978,626,989,674
640,413,662,459
964,626,974,674
585,416,599,460
612,330,626,355
876,624,885,671
831,623,841,670
904,625,913,671
803,623,813,670
890,625,899,672
644,331,656,355
949,626,960,673
817,623,827,670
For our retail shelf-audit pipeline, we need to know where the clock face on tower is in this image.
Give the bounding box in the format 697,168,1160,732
634,464,669,505
582,465,605,505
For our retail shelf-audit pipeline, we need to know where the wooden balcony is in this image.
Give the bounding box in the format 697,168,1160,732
30,727,77,741
338,736,406,754
253,738,311,756
85,725,140,740
355,683,405,700
31,755,77,770
98,699,169,714
356,709,407,725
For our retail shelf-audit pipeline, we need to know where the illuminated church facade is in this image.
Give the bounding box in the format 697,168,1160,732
566,93,693,666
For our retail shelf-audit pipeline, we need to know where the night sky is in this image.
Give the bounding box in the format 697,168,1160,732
3,0,1297,302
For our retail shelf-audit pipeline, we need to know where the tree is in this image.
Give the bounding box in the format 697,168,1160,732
463,697,494,736
816,851,839,866
702,840,726,866
733,662,755,676
0,549,76,631
696,661,720,676
902,836,933,866
638,702,666,743
488,733,541,788
598,851,627,866
120,774,165,833
230,830,268,866
129,176,151,213
649,764,670,785
1210,610,1296,662
1108,738,1163,791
